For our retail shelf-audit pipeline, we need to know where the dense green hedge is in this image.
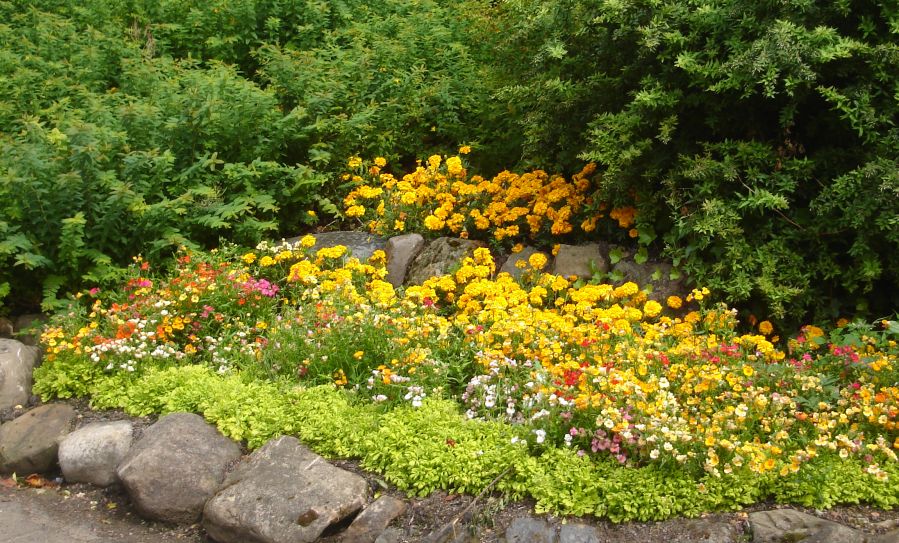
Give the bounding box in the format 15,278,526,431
489,0,899,323
0,0,502,311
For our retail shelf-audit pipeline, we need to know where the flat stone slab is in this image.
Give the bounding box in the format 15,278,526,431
203,435,369,543
612,260,686,302
385,234,425,287
499,246,551,280
405,237,485,285
0,339,40,411
13,314,46,346
116,412,241,524
0,403,76,474
341,495,407,543
0,317,13,338
559,523,601,543
749,509,860,543
552,244,607,279
59,420,133,486
506,517,557,543
288,231,387,261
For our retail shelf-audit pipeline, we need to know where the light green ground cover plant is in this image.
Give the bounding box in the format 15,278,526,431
33,240,899,520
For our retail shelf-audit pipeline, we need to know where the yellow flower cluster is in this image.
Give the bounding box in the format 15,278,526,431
341,155,637,244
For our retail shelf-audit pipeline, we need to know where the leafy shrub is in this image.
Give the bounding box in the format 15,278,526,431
0,0,513,311
489,0,899,323
0,2,324,310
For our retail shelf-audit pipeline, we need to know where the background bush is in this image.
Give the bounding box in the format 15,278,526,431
488,0,899,323
0,0,504,311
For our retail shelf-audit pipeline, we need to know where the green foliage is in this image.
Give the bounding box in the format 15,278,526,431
490,0,899,324
362,400,525,496
0,0,508,311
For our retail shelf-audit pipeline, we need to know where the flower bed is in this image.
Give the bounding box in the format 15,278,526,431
33,233,899,519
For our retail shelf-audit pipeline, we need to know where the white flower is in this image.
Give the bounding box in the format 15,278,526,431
534,429,546,444
650,449,660,459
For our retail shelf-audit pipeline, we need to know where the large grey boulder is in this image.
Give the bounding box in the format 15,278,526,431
58,420,133,486
498,246,551,280
340,495,407,543
0,403,76,474
289,231,387,262
551,244,607,280
116,412,242,524
749,509,860,543
405,237,486,285
385,234,425,287
0,339,40,411
203,435,369,543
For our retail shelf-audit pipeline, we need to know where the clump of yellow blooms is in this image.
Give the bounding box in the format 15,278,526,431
342,154,638,245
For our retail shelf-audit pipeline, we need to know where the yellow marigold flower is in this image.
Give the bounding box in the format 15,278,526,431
423,215,445,230
511,243,524,254
803,324,824,338
427,154,442,169
742,365,755,377
759,320,774,335
374,156,387,167
259,256,275,267
609,206,637,228
241,252,257,264
643,300,662,318
613,282,639,299
394,220,405,231
353,350,364,360
552,244,561,256
316,245,348,259
446,156,464,176
459,145,471,154
307,210,317,218
346,205,365,218
300,235,317,248
528,252,548,270
348,156,362,168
